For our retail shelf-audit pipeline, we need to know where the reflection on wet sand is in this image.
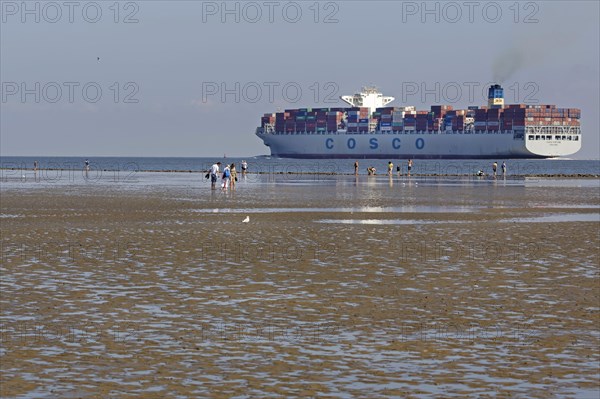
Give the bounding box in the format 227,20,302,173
1,175,599,397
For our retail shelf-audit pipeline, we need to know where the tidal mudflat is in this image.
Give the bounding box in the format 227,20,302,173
1,174,599,398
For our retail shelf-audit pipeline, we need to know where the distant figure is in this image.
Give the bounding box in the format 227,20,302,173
84,159,90,171
396,164,401,176
492,161,498,177
502,161,506,177
209,161,221,189
354,161,359,175
221,164,231,190
241,160,248,176
33,160,38,171
476,170,485,177
387,161,394,176
97,57,100,61
367,167,376,175
230,163,237,190
407,159,413,176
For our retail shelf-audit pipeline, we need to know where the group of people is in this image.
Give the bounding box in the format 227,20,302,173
32,159,89,173
357,159,413,176
357,159,507,178
208,160,247,190
492,161,507,177
476,161,507,177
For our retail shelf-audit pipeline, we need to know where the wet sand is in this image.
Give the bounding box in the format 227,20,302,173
1,175,599,398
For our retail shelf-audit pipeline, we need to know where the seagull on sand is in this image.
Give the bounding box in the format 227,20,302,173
242,216,250,223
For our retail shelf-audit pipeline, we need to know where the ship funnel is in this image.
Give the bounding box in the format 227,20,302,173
488,84,504,108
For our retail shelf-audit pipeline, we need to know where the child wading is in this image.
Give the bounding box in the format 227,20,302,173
221,164,231,190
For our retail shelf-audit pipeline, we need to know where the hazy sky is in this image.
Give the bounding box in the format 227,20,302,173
1,0,599,159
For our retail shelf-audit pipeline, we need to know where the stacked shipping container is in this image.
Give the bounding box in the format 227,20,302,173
262,105,580,134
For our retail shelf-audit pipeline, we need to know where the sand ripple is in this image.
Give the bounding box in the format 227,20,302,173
1,177,599,397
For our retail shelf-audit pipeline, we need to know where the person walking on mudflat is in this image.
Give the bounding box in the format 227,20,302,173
387,161,394,176
502,161,506,177
209,162,221,190
492,161,498,177
354,161,359,175
407,159,413,176
230,163,237,190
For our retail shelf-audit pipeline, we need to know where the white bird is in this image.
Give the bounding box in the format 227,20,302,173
242,216,250,223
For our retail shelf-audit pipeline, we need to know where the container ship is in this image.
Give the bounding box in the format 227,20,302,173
255,85,581,159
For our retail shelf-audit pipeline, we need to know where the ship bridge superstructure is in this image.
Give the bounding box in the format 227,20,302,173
340,87,394,115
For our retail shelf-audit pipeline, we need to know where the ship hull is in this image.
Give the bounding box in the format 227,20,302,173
256,130,581,159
